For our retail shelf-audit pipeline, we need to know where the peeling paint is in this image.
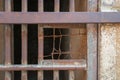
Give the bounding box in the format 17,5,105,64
99,25,117,80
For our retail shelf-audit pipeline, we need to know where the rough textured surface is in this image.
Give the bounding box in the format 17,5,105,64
99,24,117,80
99,0,120,80
71,0,87,80
116,26,120,80
0,0,4,80
0,27,4,80
0,0,86,80
70,26,87,80
99,24,120,80
87,0,98,80
75,0,87,11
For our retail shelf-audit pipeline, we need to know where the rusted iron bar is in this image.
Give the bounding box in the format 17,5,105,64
69,71,75,80
54,70,59,80
44,34,86,38
5,0,12,80
38,27,43,80
5,25,12,80
38,1,44,80
55,0,60,12
53,28,59,80
4,0,12,69
38,0,43,12
22,0,27,12
54,1,60,80
21,0,28,80
21,25,28,80
87,0,98,80
39,24,83,28
69,0,75,12
5,0,11,12
69,1,75,80
21,26,27,65
0,60,86,71
0,12,120,24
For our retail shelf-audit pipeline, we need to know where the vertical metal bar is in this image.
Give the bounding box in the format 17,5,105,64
0,1,4,79
5,0,11,12
38,0,44,80
5,25,12,80
54,71,59,80
69,71,75,80
11,1,14,79
38,26,43,80
69,1,75,80
53,1,60,80
69,52,75,80
11,26,14,80
87,0,98,80
69,0,75,78
22,0,28,80
5,0,12,80
22,0,27,12
21,25,28,80
38,0,43,12
38,27,43,80
53,28,59,80
54,0,60,12
69,0,75,12
55,0,60,12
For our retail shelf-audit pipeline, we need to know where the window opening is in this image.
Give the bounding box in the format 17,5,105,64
2,0,88,80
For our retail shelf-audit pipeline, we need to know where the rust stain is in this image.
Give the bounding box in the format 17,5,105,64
116,25,120,80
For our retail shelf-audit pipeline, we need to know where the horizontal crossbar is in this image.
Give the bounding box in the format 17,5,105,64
0,12,120,24
0,60,86,71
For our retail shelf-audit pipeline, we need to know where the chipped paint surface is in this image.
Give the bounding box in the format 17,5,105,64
101,0,120,12
70,26,87,80
0,0,4,80
100,0,120,80
116,26,120,80
99,24,120,80
99,24,117,80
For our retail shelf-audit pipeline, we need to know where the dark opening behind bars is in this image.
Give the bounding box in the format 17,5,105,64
2,0,120,80
12,0,86,80
2,0,88,80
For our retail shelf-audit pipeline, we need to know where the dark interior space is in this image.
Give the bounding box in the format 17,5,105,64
13,0,69,12
13,0,70,80
13,0,21,11
44,28,70,59
13,25,21,80
44,0,69,12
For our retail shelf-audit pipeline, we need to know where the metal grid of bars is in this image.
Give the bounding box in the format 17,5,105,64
43,28,86,59
1,0,119,80
2,0,88,80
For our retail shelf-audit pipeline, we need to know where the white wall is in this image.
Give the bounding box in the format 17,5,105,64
99,0,120,80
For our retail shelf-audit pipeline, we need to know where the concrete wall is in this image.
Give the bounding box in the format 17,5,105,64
99,0,120,80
